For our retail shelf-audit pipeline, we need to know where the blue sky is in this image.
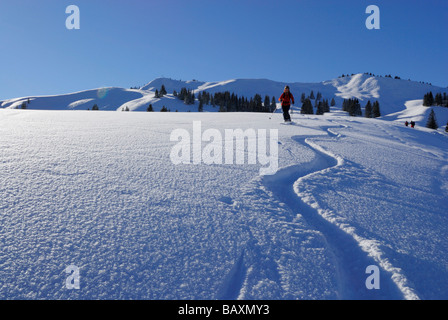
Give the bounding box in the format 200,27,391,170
1,0,447,99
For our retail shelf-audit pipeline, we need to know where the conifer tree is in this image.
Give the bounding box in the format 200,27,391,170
343,99,351,115
372,101,381,118
352,99,362,116
184,92,190,104
147,104,153,112
271,97,277,112
365,101,373,118
160,85,167,96
331,97,336,106
254,96,259,112
422,93,427,106
316,101,324,115
323,99,330,113
342,98,363,116
435,93,443,106
426,109,438,129
423,93,428,106
264,95,271,112
301,98,313,114
424,92,436,106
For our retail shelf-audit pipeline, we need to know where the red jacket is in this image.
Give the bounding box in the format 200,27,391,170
279,91,294,106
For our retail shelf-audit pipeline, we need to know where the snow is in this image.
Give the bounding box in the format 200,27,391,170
1,108,447,300
0,87,144,111
3,74,447,116
329,73,380,100
383,99,448,130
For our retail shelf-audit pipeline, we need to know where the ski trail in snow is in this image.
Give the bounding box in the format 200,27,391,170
373,122,446,161
217,250,248,300
263,123,420,300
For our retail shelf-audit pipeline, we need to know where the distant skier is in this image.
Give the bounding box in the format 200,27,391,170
410,121,415,128
405,121,409,127
278,85,294,122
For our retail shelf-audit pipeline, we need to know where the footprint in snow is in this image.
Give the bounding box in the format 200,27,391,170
218,196,233,205
217,196,241,209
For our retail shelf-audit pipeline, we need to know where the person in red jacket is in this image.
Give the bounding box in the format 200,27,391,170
278,85,294,122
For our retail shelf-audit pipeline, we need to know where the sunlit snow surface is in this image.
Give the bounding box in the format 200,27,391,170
0,110,447,299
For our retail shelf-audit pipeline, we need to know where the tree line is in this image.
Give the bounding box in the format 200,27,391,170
340,72,434,86
423,91,448,107
175,87,276,113
120,84,386,119
340,99,381,118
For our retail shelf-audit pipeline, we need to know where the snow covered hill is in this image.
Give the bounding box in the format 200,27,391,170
2,74,447,129
0,87,144,112
0,109,447,300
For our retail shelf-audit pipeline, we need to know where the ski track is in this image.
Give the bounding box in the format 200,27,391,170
217,249,248,300
262,121,420,300
3,110,441,300
376,122,447,162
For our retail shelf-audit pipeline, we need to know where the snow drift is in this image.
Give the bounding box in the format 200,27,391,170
0,110,447,300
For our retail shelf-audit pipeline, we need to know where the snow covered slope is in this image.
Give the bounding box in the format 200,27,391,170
383,99,448,130
0,87,144,111
2,74,447,125
1,109,447,299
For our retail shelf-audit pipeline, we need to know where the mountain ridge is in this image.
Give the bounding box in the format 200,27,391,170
1,73,447,128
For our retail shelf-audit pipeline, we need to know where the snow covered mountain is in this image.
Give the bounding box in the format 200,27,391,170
2,73,447,129
1,73,448,300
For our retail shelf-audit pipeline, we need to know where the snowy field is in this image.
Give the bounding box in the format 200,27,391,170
0,109,447,300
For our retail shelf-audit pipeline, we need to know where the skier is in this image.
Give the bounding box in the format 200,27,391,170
405,121,409,127
278,85,294,122
410,121,415,128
